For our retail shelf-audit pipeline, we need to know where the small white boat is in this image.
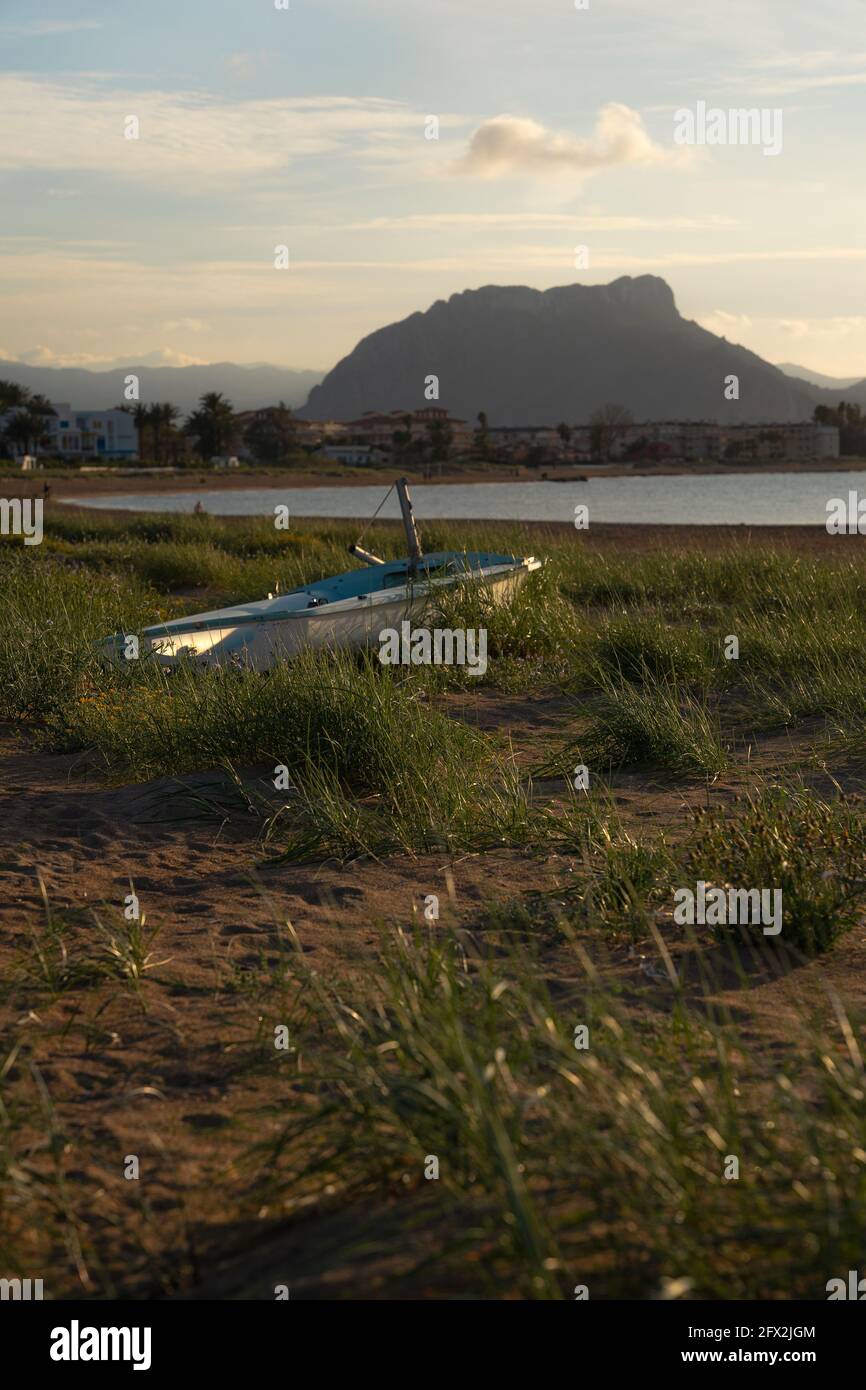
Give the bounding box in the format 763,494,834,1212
101,479,541,671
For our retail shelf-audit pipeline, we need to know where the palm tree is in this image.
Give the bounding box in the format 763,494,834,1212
150,402,180,465
118,401,152,460
2,395,56,456
0,379,31,412
3,412,33,455
185,392,236,460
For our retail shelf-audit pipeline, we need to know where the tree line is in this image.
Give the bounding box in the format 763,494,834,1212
0,381,299,465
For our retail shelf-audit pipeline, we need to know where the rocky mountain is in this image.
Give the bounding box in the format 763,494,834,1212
0,361,324,415
301,276,863,425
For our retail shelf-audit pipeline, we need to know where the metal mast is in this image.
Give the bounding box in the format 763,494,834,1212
396,476,423,569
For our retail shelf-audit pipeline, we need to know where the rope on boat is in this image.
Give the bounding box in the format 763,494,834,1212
352,482,394,552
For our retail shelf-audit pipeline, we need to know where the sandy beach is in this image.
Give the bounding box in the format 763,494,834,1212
4,503,866,1299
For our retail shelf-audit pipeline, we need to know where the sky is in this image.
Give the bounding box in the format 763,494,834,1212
0,0,864,378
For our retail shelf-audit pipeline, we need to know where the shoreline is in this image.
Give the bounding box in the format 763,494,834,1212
3,456,866,502
38,503,865,552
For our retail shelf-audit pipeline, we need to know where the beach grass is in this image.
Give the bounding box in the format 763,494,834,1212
251,909,866,1299
4,507,866,1296
6,507,866,788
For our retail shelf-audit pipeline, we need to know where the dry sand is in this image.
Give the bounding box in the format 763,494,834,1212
5,497,866,1295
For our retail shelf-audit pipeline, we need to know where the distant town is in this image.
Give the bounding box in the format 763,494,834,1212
2,380,861,470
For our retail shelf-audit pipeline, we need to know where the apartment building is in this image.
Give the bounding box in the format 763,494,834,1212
343,406,472,453
610,420,840,463
488,425,563,453
1,402,138,459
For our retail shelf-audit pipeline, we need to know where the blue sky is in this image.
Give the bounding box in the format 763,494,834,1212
1,0,864,376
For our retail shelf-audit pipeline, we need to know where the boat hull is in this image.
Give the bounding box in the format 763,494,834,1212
106,557,539,672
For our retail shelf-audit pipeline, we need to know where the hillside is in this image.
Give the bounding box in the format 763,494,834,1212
301,276,853,425
0,361,324,414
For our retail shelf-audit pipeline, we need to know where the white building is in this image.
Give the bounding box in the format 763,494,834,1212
0,402,138,460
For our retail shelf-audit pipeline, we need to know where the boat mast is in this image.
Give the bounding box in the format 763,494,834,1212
396,477,423,569
348,478,424,570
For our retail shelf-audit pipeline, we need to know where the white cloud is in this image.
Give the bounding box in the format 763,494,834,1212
779,316,866,339
335,212,736,232
15,345,75,365
729,47,866,93
0,77,426,186
127,348,209,367
747,48,866,73
0,20,102,37
751,70,866,94
15,345,110,366
691,313,866,375
451,105,691,181
13,344,208,368
778,320,809,339
582,246,866,271
697,310,753,338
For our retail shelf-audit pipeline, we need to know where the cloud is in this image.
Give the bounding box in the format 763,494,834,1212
696,310,753,339
747,48,866,73
751,71,866,94
580,247,866,271
0,235,126,248
15,345,76,365
0,77,424,186
451,105,690,181
12,344,207,368
732,47,866,93
127,348,209,367
0,20,102,37
692,314,866,372
779,316,866,339
778,320,809,339
14,345,114,367
335,212,736,232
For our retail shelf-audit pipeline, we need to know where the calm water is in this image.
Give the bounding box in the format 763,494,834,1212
65,472,866,527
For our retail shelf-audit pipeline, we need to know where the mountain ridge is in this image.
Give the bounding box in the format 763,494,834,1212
300,276,866,424
0,360,324,414
776,362,864,391
5,280,865,424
